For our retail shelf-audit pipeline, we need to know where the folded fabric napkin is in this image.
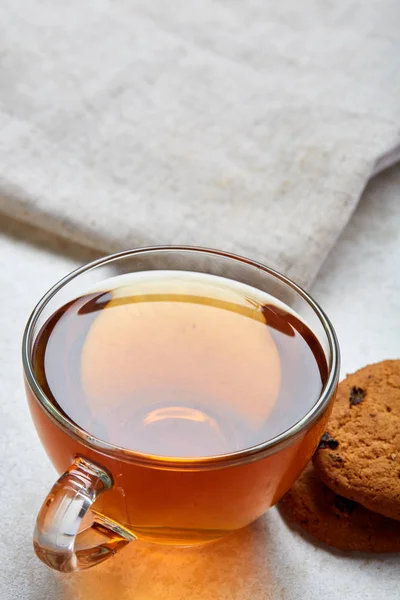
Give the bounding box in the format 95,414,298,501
0,1,399,288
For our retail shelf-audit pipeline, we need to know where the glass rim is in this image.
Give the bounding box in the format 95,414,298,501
22,245,340,470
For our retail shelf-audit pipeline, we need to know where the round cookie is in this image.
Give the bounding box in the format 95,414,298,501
313,360,400,520
279,463,400,552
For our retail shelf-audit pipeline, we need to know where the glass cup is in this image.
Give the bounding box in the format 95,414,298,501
22,247,339,572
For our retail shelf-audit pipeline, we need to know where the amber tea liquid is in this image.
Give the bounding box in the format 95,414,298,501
30,271,328,544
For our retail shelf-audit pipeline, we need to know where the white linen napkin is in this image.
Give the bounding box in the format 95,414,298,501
0,1,399,288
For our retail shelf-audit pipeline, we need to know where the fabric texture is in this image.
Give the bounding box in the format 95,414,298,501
0,1,399,288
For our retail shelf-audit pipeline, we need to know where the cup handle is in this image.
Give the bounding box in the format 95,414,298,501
33,457,135,572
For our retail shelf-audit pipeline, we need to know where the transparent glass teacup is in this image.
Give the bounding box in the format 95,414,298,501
23,247,339,572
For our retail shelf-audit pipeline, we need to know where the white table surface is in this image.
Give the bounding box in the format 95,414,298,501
1,166,399,599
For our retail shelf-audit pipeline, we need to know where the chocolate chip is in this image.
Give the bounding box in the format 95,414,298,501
318,433,339,450
349,386,366,406
334,495,357,515
329,453,343,463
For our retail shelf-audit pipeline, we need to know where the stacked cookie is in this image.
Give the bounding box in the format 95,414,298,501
279,360,400,552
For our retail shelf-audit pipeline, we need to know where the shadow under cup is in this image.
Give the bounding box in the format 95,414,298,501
22,247,340,573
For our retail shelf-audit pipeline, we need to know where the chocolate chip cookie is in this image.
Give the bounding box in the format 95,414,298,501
279,463,400,552
313,360,400,520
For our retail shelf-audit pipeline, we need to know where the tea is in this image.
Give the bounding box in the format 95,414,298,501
32,271,327,458
27,268,333,547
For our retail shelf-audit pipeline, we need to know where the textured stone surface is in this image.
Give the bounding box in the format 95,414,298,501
1,165,400,598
